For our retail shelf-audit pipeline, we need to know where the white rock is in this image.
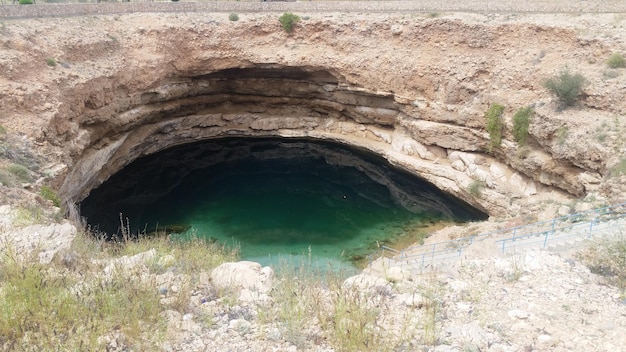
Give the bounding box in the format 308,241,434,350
536,334,554,346
490,163,506,179
396,292,424,307
391,24,403,35
386,266,410,282
343,273,390,292
451,159,466,171
508,309,529,319
210,261,274,293
0,221,77,264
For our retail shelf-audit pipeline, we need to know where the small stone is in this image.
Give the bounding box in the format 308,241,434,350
508,309,529,320
170,285,179,294
536,334,553,345
182,313,193,321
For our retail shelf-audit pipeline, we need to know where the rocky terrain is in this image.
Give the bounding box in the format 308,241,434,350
1,3,626,351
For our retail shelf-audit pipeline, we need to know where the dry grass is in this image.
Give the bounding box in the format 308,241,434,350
0,230,238,351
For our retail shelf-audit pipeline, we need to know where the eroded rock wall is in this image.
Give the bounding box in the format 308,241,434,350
1,11,625,217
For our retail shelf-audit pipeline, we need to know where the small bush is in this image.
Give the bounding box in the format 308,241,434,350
279,12,301,33
603,69,620,79
484,103,505,152
229,13,239,22
512,106,533,146
18,0,33,4
7,163,31,182
467,179,485,197
609,157,626,177
555,126,568,146
45,58,56,67
606,52,625,69
40,185,61,207
543,69,586,107
579,232,626,292
0,124,6,135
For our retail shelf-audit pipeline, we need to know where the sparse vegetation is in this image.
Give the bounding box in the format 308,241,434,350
484,103,505,152
45,58,57,67
555,126,569,146
606,52,625,69
609,157,626,177
603,69,620,79
39,185,61,207
7,163,31,183
18,0,33,4
279,12,301,33
543,68,586,108
512,106,533,146
467,179,485,197
0,232,238,350
579,231,626,293
229,13,239,22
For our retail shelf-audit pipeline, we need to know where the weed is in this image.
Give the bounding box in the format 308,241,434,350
427,12,440,18
279,12,301,33
603,69,620,79
468,179,485,197
578,231,626,291
419,273,441,346
512,106,533,146
608,157,626,177
555,126,568,146
45,58,56,67
13,205,44,227
7,163,31,183
39,185,61,207
229,13,239,22
543,68,586,108
0,124,5,135
606,52,625,68
485,103,505,152
18,0,33,4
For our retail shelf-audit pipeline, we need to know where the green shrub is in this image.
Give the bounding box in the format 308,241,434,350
7,163,31,182
40,185,61,207
45,58,56,67
485,103,505,152
0,124,6,135
543,69,586,107
603,69,620,79
18,0,33,4
579,232,626,292
467,179,485,197
606,52,625,69
279,12,301,33
555,126,568,146
512,106,533,146
609,157,626,177
229,13,239,22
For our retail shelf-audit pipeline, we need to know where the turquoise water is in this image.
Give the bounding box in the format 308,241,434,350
146,164,427,270
81,138,486,270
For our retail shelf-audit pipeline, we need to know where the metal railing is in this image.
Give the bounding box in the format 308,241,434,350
368,202,626,271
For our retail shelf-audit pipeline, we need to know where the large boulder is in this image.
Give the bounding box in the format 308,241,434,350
210,261,274,294
0,220,77,264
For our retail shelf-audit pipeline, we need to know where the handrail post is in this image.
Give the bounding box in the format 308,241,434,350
501,240,506,253
543,230,549,248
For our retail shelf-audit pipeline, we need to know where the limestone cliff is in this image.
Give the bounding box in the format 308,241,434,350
1,11,625,218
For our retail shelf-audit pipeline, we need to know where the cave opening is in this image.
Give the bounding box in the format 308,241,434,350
80,137,488,270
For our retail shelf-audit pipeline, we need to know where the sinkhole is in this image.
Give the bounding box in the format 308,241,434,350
80,137,487,270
